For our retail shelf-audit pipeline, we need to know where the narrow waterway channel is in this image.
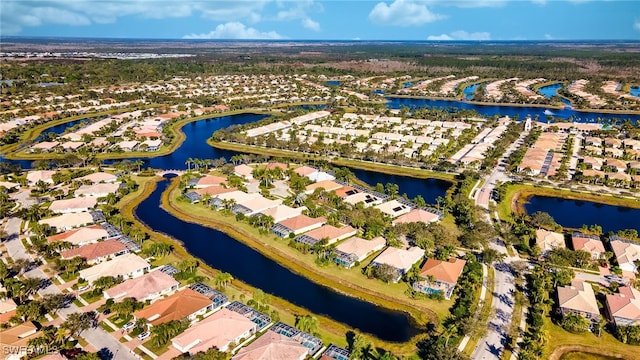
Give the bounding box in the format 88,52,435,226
135,178,422,342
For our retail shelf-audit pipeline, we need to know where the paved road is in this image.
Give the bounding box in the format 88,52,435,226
4,217,138,360
471,127,529,360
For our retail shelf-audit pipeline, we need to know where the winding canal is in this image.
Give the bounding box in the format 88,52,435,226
5,103,640,340
136,179,421,342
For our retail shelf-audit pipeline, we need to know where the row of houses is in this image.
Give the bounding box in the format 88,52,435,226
536,230,640,280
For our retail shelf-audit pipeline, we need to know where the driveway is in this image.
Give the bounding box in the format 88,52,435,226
4,217,139,360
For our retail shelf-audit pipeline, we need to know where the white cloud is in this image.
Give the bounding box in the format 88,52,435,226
302,18,321,31
369,0,445,26
182,22,282,39
544,33,553,40
1,1,271,35
427,30,491,40
635,20,640,31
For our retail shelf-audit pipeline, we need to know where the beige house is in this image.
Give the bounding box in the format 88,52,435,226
571,233,606,260
40,212,95,232
535,229,566,256
104,270,179,302
557,279,601,322
172,308,257,353
334,236,386,268
79,253,150,284
371,246,425,283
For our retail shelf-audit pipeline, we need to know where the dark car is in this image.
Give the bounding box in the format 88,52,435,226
102,308,111,315
61,348,86,359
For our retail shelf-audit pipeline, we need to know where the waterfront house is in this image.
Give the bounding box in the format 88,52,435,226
211,190,260,209
305,180,343,194
60,238,128,264
334,236,386,268
135,288,214,326
141,139,162,151
78,172,118,184
392,209,441,225
190,175,227,189
117,140,139,152
370,246,425,283
79,253,150,284
26,170,56,185
343,192,384,208
234,164,254,179
272,214,327,238
605,286,640,327
295,225,357,247
40,212,95,232
323,344,351,360
47,224,109,246
104,270,179,303
374,200,412,218
557,279,601,322
49,197,97,214
571,233,606,260
293,165,318,178
232,196,282,216
30,141,60,153
535,229,566,256
232,331,308,360
171,308,258,354
258,205,306,223
413,258,466,299
74,183,121,198
610,237,640,277
334,186,361,199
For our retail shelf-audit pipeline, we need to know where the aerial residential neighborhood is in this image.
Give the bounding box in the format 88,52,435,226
2,20,640,360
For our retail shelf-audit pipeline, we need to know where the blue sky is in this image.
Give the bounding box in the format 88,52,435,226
2,1,640,40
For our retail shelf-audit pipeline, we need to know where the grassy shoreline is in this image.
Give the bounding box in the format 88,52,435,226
118,176,362,350
497,183,640,222
122,176,428,354
5,109,271,161
209,139,457,182
162,179,441,326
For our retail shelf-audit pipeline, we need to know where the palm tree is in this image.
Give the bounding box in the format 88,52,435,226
185,158,193,171
295,315,319,335
215,272,234,289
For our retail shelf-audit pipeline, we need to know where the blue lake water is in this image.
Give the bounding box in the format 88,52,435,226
136,179,422,341
537,83,562,98
630,86,640,97
524,195,640,233
463,84,480,100
350,168,452,205
35,118,88,141
372,89,386,95
104,113,270,169
325,80,341,86
386,97,640,124
402,82,413,88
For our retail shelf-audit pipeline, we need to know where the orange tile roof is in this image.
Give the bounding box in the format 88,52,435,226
135,288,212,326
419,258,466,284
606,286,640,323
47,225,107,244
265,162,288,171
277,214,326,231
60,239,127,261
304,225,356,242
195,186,237,196
334,186,360,198
392,209,439,225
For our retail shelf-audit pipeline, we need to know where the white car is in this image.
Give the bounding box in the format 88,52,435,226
137,332,150,341
122,322,135,331
77,284,90,292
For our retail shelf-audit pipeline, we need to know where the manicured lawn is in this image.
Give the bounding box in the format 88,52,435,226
73,299,84,307
59,271,79,282
543,317,640,359
134,348,154,360
109,314,133,328
99,321,116,333
170,190,452,323
143,340,171,356
80,291,103,304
